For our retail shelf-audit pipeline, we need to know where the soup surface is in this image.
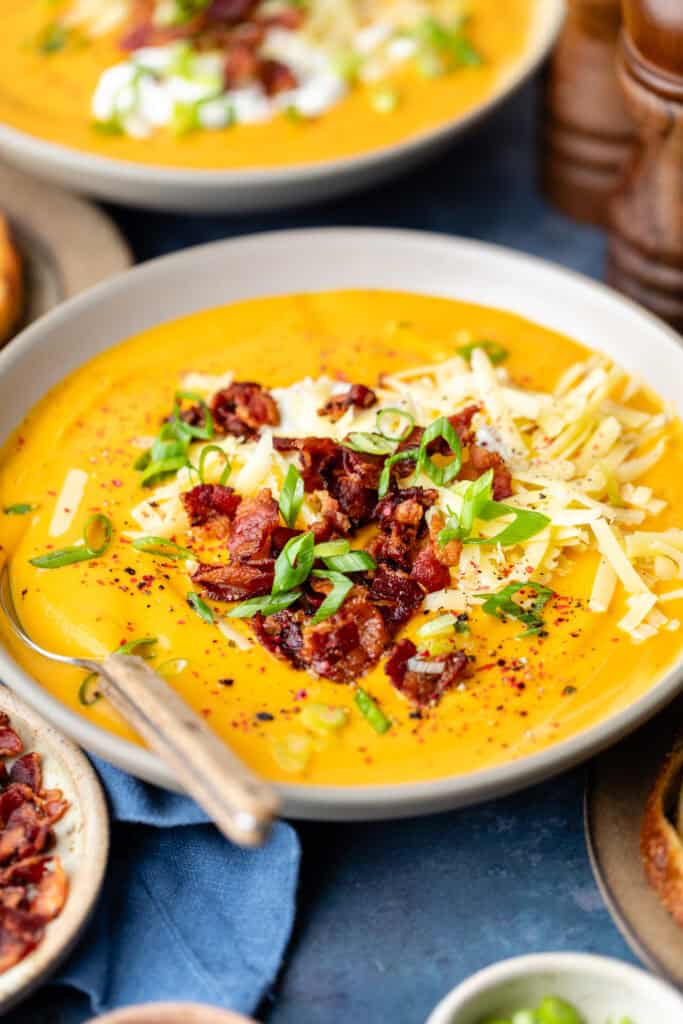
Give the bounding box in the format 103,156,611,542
1,290,682,786
0,0,535,169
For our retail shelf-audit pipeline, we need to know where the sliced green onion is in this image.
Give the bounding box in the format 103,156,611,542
133,450,151,472
376,408,415,442
323,550,375,573
141,455,189,488
198,445,231,486
457,339,509,365
414,16,482,70
117,636,158,657
300,702,349,735
344,432,398,456
157,657,189,677
355,688,391,734
272,532,315,595
438,470,493,545
3,503,38,515
313,539,350,559
416,613,457,638
172,390,214,440
279,464,304,528
187,591,214,624
478,581,554,638
332,47,363,83
171,101,199,137
415,416,462,487
30,513,113,568
132,536,194,560
370,86,399,113
463,501,550,547
37,22,69,54
78,635,157,706
227,590,302,619
310,570,354,624
377,448,419,499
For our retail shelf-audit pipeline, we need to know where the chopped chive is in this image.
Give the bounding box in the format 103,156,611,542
355,688,391,734
376,408,415,442
131,536,194,560
3,503,38,515
279,464,304,528
198,445,231,486
187,591,214,624
309,570,354,624
457,339,509,365
227,590,302,619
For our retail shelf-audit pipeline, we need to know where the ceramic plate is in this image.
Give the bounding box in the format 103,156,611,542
0,2,564,213
585,697,683,987
0,163,131,340
0,227,681,821
0,686,109,1014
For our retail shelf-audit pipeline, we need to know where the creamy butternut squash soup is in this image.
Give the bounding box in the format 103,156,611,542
0,0,535,169
1,290,682,786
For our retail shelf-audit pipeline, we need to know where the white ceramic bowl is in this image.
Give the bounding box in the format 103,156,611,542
425,953,683,1024
0,227,682,821
0,0,564,212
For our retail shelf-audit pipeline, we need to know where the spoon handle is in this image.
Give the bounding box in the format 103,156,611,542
99,652,280,847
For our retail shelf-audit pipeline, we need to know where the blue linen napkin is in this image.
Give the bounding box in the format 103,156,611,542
54,756,300,1019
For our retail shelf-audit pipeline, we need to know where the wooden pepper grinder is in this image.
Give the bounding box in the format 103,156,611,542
542,0,635,225
606,0,683,330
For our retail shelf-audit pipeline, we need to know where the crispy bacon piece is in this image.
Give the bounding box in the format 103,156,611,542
212,382,280,439
228,489,279,563
411,544,452,593
206,0,260,22
368,566,425,629
258,6,305,29
182,484,241,530
0,716,22,759
465,444,513,500
300,587,388,683
327,448,383,527
9,755,41,794
273,437,339,492
29,859,68,921
370,487,437,570
428,512,462,568
259,59,297,96
224,42,260,88
309,492,352,542
318,384,378,422
192,560,274,602
385,639,468,706
252,609,305,667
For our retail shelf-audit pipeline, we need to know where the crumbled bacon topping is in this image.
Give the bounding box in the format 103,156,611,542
318,384,378,422
300,586,389,684
228,489,279,563
212,382,280,439
0,720,70,974
193,560,274,601
461,444,513,500
273,437,339,492
182,484,241,530
370,487,437,570
384,639,468,706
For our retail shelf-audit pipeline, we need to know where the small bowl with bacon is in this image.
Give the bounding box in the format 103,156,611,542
0,686,108,1013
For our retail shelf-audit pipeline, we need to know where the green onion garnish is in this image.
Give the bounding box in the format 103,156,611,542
279,464,304,528
272,532,315,595
310,570,354,625
478,581,554,638
457,339,509,365
370,87,399,114
78,635,157,706
438,470,494,544
187,591,214,624
415,416,462,487
133,450,152,472
313,539,350,559
323,550,375,574
377,448,419,498
355,688,391,734
376,408,415,442
171,390,214,440
30,513,112,569
198,445,231,486
227,590,302,619
464,501,550,547
132,536,194,560
416,613,458,638
3,503,38,515
344,433,398,456
37,22,69,54
142,455,189,488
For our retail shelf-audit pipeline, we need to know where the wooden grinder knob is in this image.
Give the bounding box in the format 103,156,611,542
606,0,683,330
542,0,635,225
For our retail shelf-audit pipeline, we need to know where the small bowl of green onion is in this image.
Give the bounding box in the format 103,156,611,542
425,954,683,1024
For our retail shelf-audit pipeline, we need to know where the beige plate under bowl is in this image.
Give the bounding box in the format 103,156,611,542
585,694,683,988
0,162,131,341
0,686,109,1013
0,227,682,822
88,1004,255,1024
0,0,564,213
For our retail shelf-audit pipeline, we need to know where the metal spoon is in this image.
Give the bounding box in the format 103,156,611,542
0,565,279,847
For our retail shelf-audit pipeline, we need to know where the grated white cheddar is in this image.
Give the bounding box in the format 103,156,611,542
49,469,88,538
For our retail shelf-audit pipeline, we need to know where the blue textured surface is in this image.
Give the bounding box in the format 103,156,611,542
7,77,638,1024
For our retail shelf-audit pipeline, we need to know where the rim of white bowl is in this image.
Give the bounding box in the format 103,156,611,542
0,226,681,820
0,0,565,187
425,952,683,1023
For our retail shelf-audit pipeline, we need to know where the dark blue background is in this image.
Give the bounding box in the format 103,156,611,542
9,77,637,1024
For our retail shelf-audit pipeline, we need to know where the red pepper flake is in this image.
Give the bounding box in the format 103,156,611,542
112,479,123,488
